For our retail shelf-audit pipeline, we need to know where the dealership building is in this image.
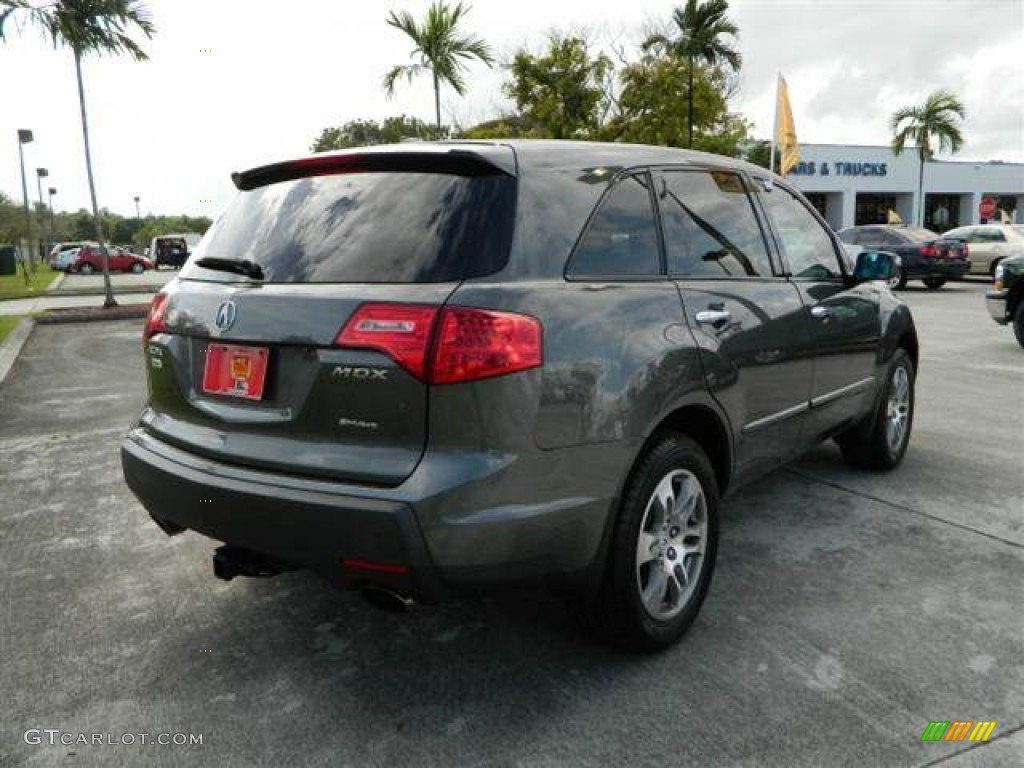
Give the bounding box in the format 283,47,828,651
785,143,1024,232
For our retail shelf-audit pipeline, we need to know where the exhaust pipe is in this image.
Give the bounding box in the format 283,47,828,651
362,586,415,612
213,546,294,581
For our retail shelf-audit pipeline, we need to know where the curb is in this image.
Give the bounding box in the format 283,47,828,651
34,305,150,325
0,317,35,388
46,272,66,293
37,285,166,298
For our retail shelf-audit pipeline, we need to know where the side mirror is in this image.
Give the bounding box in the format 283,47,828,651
853,250,899,282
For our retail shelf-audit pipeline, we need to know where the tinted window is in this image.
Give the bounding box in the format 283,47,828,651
762,186,843,278
568,174,660,277
838,229,859,245
904,228,939,242
858,228,901,246
975,228,1006,243
659,171,772,277
182,171,515,283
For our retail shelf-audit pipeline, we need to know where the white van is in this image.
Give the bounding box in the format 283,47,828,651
150,233,201,269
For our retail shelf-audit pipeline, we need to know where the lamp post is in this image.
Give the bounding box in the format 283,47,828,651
134,195,141,220
48,187,57,235
36,168,49,260
17,129,34,276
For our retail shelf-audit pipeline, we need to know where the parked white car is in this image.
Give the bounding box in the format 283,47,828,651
53,247,82,272
942,224,1024,277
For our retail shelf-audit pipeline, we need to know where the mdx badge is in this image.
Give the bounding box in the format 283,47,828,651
331,366,389,381
215,301,237,331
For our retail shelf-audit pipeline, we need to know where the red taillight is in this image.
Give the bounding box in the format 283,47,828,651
431,307,542,384
143,293,169,342
336,303,440,380
920,245,938,258
336,303,543,384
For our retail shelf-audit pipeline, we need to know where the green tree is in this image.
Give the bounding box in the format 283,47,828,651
504,35,613,139
740,139,772,170
459,114,532,139
608,53,749,154
383,1,494,133
644,0,742,149
310,115,441,152
1,0,154,308
890,90,966,227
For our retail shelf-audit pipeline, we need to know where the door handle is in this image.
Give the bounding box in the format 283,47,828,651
810,305,832,320
695,309,732,327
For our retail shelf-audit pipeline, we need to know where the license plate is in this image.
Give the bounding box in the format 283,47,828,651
202,343,269,400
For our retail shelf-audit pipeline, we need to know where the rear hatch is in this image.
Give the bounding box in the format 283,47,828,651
141,147,517,486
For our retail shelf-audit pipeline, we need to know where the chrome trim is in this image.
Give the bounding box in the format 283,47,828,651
742,402,809,433
810,376,876,409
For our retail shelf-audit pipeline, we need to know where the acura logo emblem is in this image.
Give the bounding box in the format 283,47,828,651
215,301,237,331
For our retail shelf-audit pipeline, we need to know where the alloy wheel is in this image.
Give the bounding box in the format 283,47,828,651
635,469,708,621
886,366,911,454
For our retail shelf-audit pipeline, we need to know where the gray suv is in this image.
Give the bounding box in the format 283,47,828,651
121,141,917,651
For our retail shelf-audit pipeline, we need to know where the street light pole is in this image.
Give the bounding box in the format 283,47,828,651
17,129,34,278
36,168,49,261
48,187,57,235
134,195,141,219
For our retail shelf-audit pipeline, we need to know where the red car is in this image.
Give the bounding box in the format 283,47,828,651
70,245,154,274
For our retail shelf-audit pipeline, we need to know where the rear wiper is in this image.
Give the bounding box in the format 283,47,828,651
195,257,264,280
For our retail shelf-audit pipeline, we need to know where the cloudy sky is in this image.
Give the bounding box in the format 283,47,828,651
1,0,1021,218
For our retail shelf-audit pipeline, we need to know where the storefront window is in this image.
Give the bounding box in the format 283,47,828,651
925,194,958,231
855,195,897,225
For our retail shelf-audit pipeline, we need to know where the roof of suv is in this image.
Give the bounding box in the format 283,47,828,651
236,139,758,183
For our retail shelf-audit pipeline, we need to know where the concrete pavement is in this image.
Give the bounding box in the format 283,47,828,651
0,281,1020,767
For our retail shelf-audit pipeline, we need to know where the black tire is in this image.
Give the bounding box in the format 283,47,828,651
131,262,144,274
922,278,946,290
79,263,95,275
568,434,719,652
1013,301,1024,349
888,266,907,290
837,349,915,470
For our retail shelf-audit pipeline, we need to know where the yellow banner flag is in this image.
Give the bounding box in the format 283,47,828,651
775,76,800,176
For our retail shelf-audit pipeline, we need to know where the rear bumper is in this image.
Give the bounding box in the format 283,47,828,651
905,260,969,280
121,428,617,599
986,290,1009,324
121,429,446,602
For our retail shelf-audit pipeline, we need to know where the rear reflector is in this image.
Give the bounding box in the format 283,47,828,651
336,303,543,384
143,293,169,342
342,558,410,575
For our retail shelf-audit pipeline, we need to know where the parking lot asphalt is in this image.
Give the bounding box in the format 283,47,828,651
0,281,1020,768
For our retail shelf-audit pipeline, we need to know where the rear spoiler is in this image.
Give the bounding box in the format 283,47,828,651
231,149,515,191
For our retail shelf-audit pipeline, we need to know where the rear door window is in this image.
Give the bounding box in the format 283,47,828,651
182,171,516,284
658,170,773,277
567,173,661,278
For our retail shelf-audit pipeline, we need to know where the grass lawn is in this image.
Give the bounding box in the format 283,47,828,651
0,268,58,300
0,315,21,345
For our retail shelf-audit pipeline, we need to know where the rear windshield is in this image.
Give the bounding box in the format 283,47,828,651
903,227,939,242
182,171,516,283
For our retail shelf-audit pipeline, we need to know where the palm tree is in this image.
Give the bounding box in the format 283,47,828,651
890,90,966,228
644,0,741,149
383,1,494,134
1,0,154,308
